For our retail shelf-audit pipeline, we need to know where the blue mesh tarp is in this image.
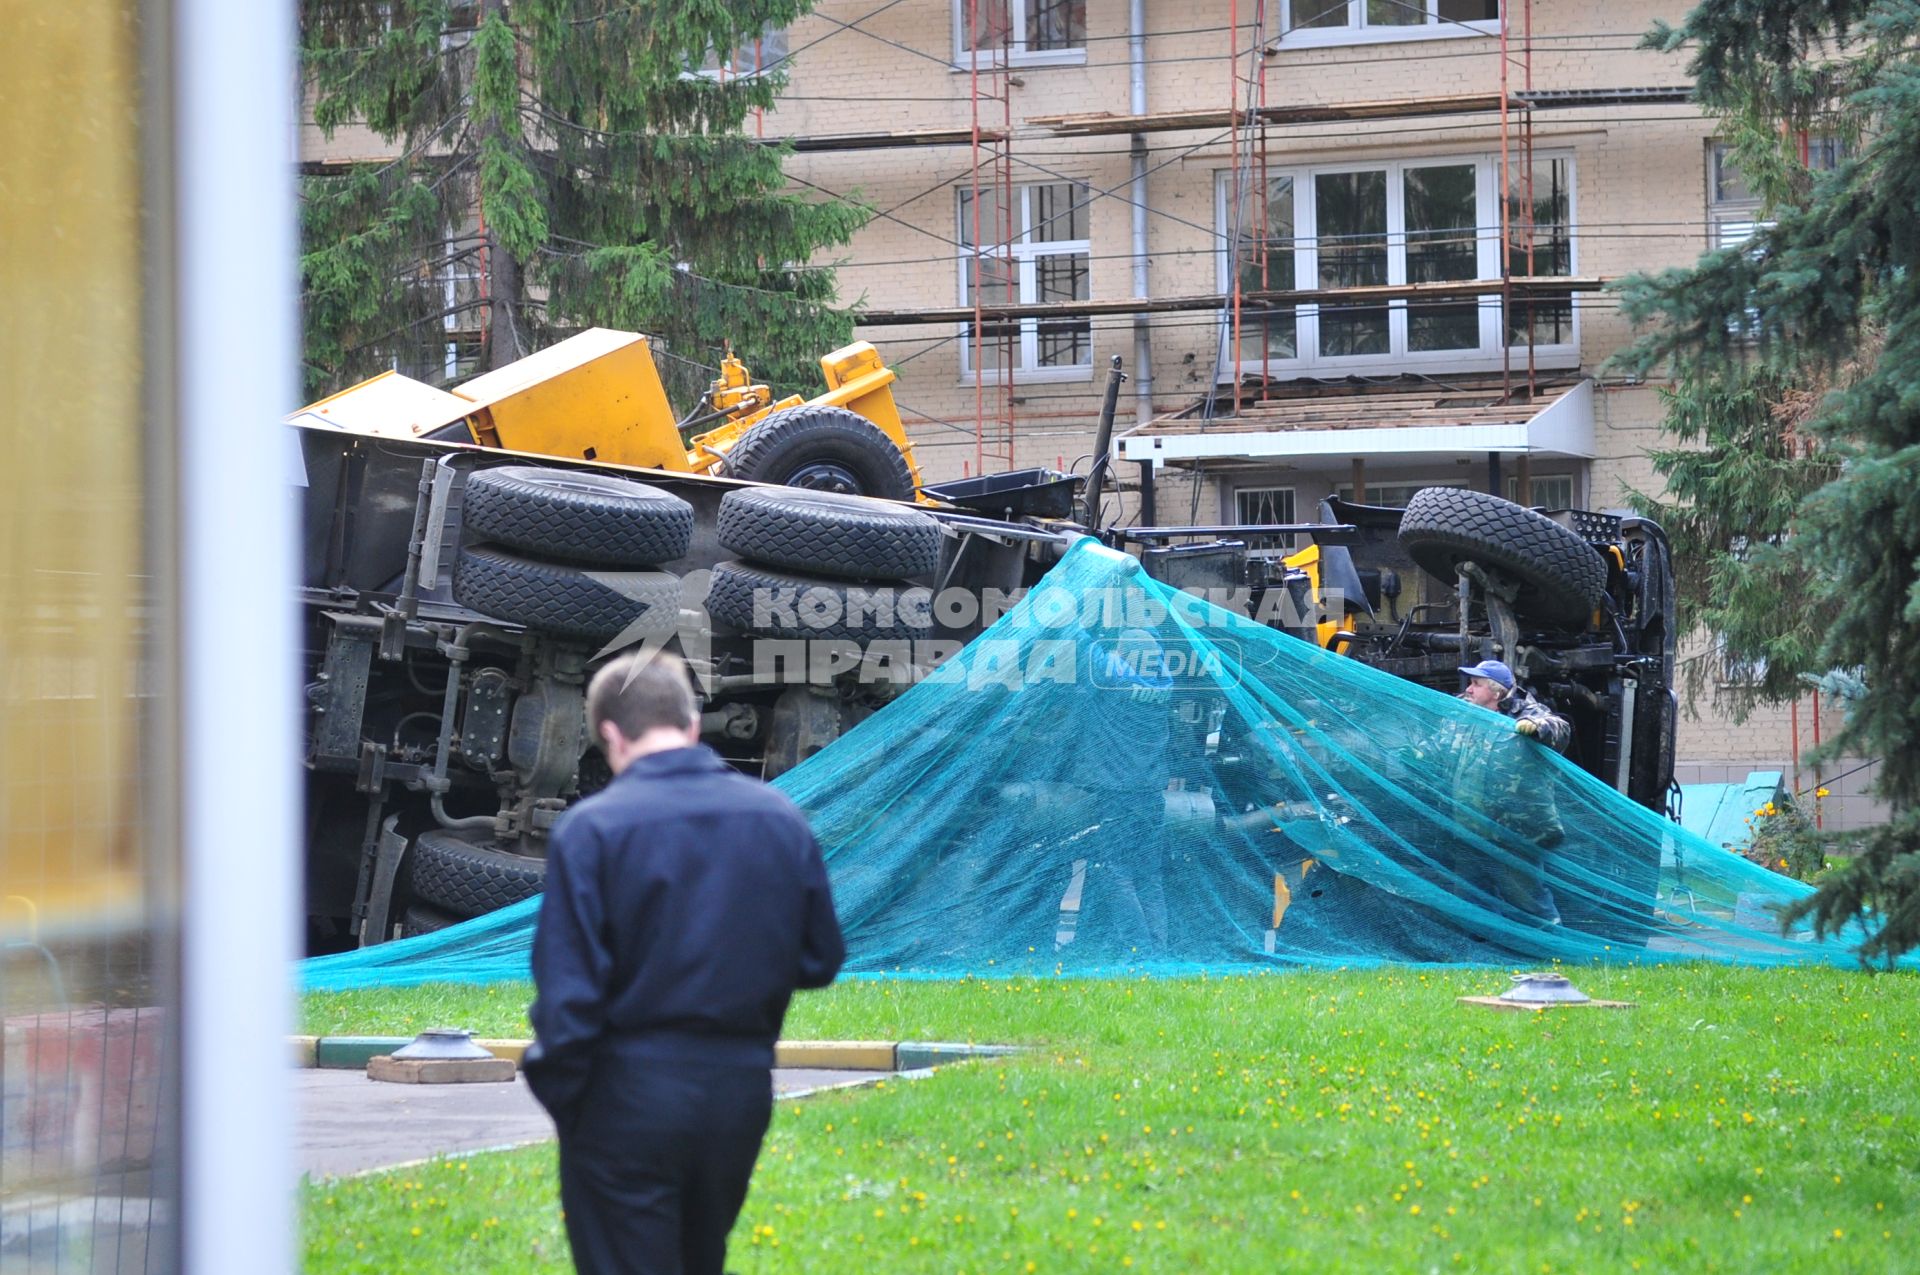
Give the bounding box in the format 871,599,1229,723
303,538,1893,991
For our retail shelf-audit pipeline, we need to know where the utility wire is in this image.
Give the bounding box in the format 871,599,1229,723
798,222,1732,277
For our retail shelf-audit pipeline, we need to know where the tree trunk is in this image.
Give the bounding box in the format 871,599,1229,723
479,0,523,371
484,225,524,370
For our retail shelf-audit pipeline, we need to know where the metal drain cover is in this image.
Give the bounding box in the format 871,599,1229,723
1498,972,1592,1004
391,1027,495,1060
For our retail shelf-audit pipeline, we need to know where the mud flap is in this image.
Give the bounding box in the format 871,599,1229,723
358,815,408,947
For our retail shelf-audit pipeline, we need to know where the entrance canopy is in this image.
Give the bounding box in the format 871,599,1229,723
1119,379,1594,473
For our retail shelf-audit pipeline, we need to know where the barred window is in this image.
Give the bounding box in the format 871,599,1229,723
958,181,1092,377
954,0,1087,64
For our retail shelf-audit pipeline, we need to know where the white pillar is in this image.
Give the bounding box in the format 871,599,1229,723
173,0,300,1269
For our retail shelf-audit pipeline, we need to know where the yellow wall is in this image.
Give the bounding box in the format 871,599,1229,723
0,0,149,932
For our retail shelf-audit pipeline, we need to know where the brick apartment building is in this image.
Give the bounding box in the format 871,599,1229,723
298,1,1879,826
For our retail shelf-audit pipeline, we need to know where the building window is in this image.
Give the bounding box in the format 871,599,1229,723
1506,156,1573,347
1709,140,1845,339
1230,175,1299,361
380,214,483,385
1235,486,1297,552
954,0,1087,66
1504,473,1575,509
1316,168,1393,356
697,25,789,78
1710,151,1768,251
1277,0,1500,48
959,181,1091,378
1219,152,1574,376
1336,480,1464,507
1715,633,1769,687
1407,163,1482,353
1708,138,1846,249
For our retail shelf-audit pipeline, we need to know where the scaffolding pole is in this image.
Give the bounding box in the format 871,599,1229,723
1500,0,1541,406
1227,0,1243,407
965,0,1017,473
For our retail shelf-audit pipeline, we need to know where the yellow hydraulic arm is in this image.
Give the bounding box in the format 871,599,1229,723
684,342,924,494
288,329,925,493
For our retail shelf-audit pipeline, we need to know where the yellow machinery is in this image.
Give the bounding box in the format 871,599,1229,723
289,328,926,496
1280,541,1345,650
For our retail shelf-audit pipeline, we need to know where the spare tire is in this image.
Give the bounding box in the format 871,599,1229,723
453,543,681,643
409,829,546,917
399,903,463,938
708,559,932,643
722,405,917,500
1398,487,1606,626
718,487,942,580
462,465,694,566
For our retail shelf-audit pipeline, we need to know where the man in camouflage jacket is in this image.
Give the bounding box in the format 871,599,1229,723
1422,659,1572,923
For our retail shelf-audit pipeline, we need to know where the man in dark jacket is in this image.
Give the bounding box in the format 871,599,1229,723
523,650,845,1275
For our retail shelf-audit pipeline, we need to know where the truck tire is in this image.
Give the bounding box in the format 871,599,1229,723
717,487,942,580
462,465,694,566
708,559,933,643
400,903,463,938
722,405,917,501
409,829,546,917
1398,487,1606,626
453,543,681,643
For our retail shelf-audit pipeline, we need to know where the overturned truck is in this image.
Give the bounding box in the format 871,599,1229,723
297,339,1676,952
295,326,1092,951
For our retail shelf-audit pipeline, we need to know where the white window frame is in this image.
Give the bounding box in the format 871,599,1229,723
1275,0,1501,49
1336,480,1467,507
1216,150,1578,378
1505,472,1577,509
1707,143,1771,249
692,25,789,80
950,1,1088,68
957,182,1093,383
1232,485,1299,554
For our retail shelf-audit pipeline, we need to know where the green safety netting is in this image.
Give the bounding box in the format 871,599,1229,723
302,538,1891,992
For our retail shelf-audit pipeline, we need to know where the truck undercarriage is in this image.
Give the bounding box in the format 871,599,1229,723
299,427,1069,950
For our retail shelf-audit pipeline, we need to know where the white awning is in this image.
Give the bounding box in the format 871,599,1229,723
1118,379,1594,471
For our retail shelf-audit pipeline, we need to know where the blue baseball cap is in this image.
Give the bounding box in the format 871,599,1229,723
1457,659,1514,689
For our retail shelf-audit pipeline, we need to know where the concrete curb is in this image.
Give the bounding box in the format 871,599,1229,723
294,1036,1019,1071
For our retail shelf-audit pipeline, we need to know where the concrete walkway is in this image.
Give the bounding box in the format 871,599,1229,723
296,1067,879,1179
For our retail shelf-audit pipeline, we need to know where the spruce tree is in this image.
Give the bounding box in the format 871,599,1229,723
1616,0,1920,963
298,1,864,404
1627,364,1840,715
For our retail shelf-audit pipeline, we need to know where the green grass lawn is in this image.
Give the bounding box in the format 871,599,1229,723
302,966,1920,1273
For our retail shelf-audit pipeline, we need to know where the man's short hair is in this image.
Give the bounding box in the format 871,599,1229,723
586,651,698,746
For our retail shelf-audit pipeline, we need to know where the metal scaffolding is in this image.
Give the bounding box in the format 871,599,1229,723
794,7,1655,424
964,0,1018,473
